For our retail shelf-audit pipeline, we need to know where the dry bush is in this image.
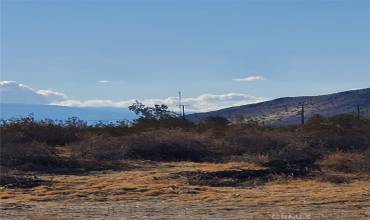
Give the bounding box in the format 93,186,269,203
319,151,370,173
1,117,80,146
121,129,217,162
265,147,321,175
300,115,370,153
0,141,66,171
70,129,217,162
222,130,293,156
2,114,369,174
71,134,124,160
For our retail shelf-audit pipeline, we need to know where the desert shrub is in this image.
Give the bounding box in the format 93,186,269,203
259,143,320,177
0,117,80,146
0,141,66,171
1,113,369,173
319,151,370,173
71,130,216,162
300,115,370,153
121,129,217,162
199,117,230,134
89,120,131,136
71,134,124,160
129,115,194,132
222,130,292,155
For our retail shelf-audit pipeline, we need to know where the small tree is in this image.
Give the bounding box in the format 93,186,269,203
129,101,177,120
153,104,171,119
128,101,191,129
128,101,153,119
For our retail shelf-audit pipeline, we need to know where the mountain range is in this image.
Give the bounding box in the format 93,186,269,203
0,103,136,123
1,88,369,125
187,88,370,125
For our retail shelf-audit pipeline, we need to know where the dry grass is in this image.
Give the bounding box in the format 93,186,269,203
1,161,370,219
320,152,370,173
0,162,259,205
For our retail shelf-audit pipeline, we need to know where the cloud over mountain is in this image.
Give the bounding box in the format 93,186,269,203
54,93,266,112
0,81,67,104
141,93,266,112
1,81,266,112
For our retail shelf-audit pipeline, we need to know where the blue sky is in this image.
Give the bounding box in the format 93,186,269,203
1,0,369,111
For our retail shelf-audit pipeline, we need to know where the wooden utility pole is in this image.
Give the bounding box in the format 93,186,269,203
357,104,360,120
178,91,182,116
178,91,188,119
182,105,185,120
301,102,305,125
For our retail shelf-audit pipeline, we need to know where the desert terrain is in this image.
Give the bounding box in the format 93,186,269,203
1,161,370,219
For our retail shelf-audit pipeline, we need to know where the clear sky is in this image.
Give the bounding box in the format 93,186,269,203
1,0,369,111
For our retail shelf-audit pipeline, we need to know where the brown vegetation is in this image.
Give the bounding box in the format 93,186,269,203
320,151,370,173
1,109,369,219
1,109,369,176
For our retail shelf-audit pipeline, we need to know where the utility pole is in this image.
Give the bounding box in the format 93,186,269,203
301,102,305,125
178,91,188,119
178,91,182,117
356,104,360,120
182,105,185,120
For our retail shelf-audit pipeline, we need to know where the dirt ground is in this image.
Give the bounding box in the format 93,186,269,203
1,162,370,219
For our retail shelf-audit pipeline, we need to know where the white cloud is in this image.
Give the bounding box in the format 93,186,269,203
0,81,67,104
1,81,266,112
37,90,68,102
97,80,110,83
54,93,266,112
233,75,265,82
53,99,136,108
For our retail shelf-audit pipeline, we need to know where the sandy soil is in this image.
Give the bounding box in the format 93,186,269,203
1,162,370,219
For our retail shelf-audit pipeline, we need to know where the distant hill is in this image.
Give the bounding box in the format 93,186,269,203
0,103,137,123
187,88,370,125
